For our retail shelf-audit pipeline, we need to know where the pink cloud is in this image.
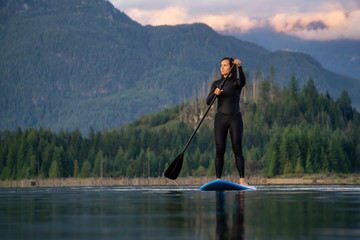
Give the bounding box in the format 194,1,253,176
199,15,266,33
127,6,188,26
269,10,360,40
124,7,266,33
110,0,360,40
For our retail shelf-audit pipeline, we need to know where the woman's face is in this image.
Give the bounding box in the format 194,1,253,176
220,59,231,77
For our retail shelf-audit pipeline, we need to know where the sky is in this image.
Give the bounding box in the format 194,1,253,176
109,0,360,41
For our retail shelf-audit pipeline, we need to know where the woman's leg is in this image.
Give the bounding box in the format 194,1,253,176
214,113,229,179
229,113,247,184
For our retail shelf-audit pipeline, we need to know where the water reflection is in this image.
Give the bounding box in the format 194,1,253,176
1,186,360,239
216,191,245,240
162,190,186,229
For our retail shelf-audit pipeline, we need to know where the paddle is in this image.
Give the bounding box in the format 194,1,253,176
164,64,236,180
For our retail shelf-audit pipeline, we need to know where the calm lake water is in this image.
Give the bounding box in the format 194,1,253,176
1,185,360,240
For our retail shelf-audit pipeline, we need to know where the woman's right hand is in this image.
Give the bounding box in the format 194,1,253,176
214,88,223,95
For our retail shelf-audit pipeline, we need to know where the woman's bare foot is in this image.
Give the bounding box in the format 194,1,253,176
240,178,248,186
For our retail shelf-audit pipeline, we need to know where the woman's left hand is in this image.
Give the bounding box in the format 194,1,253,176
233,59,242,67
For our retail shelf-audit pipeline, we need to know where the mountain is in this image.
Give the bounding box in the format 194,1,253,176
1,0,360,133
231,29,360,80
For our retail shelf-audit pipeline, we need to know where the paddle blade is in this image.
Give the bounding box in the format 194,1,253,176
164,153,184,180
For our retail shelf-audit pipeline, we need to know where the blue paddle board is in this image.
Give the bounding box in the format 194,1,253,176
200,179,256,191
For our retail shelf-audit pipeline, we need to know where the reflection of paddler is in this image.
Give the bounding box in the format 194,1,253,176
216,192,245,240
216,192,228,239
231,192,245,239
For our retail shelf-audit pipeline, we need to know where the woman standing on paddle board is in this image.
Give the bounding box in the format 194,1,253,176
206,57,247,185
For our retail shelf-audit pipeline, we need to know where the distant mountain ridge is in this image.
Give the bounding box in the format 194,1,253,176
1,0,359,132
232,29,360,80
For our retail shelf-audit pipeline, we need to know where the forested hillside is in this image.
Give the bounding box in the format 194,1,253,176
1,72,359,180
1,0,360,133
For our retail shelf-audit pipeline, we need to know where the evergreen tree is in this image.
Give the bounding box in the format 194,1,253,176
328,137,340,172
125,159,135,178
93,150,104,177
336,91,353,122
3,144,17,180
73,159,80,178
207,159,216,177
258,80,271,110
320,148,330,173
305,150,314,174
49,159,60,178
137,148,146,177
80,160,92,178
146,148,156,177
40,144,53,178
279,133,290,174
283,161,293,175
16,143,26,179
294,157,305,174
289,76,299,98
114,146,125,174
265,148,278,177
29,154,38,178
53,146,64,177
87,148,96,169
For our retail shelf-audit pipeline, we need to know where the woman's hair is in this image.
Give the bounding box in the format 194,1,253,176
221,57,237,78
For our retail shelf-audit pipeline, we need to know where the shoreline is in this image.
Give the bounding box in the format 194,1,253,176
1,174,360,188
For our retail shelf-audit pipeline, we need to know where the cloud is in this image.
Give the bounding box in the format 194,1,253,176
109,0,360,40
127,6,189,25
123,3,266,32
199,15,266,33
269,10,360,40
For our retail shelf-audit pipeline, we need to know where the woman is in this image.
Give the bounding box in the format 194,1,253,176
206,57,247,185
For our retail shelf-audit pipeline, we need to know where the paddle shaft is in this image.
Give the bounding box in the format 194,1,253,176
179,64,236,155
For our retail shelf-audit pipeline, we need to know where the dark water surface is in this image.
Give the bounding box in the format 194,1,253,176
1,185,360,239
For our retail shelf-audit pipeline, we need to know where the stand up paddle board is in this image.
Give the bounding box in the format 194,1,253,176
200,179,256,191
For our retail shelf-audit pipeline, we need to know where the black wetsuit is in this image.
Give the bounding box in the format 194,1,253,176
206,66,246,178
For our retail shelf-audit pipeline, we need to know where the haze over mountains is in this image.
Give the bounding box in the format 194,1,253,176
1,0,359,132
232,29,360,80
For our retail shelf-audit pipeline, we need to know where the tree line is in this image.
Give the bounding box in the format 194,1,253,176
1,70,359,180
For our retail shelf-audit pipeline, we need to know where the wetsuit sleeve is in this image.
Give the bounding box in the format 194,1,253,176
206,81,217,105
236,66,246,89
